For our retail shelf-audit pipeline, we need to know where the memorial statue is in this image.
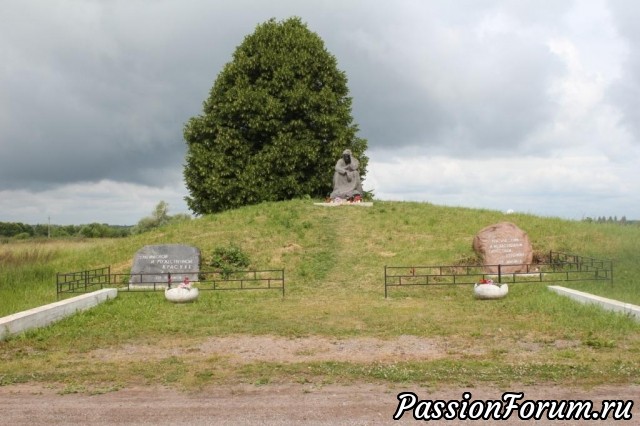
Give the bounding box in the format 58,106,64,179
330,149,363,201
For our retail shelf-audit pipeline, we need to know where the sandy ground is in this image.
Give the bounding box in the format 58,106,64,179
1,335,637,425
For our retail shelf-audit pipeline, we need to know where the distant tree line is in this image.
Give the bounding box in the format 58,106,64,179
0,221,132,239
1,202,191,240
582,216,639,225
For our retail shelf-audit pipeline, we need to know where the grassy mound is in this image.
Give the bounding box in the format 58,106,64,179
1,200,638,390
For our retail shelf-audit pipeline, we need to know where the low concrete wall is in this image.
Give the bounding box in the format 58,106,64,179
548,286,640,321
0,288,117,341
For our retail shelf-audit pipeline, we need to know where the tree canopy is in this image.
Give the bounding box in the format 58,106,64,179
184,17,368,214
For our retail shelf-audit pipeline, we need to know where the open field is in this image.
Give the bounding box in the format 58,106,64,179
1,200,639,396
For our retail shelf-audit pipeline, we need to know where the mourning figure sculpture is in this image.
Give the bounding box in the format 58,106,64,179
330,149,363,201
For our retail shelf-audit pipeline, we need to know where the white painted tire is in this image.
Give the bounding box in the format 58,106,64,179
165,287,199,303
474,283,508,299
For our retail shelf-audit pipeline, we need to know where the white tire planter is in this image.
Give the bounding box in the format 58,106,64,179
474,283,508,300
165,287,199,303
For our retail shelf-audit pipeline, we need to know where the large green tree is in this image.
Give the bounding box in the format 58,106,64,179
184,17,368,214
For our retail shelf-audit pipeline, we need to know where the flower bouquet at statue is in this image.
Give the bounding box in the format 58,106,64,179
165,277,199,303
473,278,508,300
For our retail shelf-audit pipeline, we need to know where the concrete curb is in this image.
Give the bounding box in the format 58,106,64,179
548,285,640,321
0,288,118,341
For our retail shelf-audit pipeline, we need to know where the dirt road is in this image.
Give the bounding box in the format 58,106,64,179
2,335,637,424
1,382,637,425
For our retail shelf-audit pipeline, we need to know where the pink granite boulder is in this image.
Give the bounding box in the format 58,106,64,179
472,222,533,274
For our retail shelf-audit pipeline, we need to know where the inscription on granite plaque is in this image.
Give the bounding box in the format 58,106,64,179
129,244,200,286
472,222,533,274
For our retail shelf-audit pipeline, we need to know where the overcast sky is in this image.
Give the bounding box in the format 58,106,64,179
2,0,640,225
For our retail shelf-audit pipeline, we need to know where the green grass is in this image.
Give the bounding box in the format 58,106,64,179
1,200,639,391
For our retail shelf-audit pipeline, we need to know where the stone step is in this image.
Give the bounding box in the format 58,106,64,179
548,285,640,321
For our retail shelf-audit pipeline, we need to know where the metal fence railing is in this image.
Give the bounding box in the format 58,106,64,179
384,251,612,297
56,266,111,296
57,267,285,298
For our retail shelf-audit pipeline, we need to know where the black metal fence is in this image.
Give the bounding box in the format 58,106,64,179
56,266,112,296
57,267,285,298
57,252,611,299
384,251,613,297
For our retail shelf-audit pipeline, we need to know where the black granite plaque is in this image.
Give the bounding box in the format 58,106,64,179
129,244,200,286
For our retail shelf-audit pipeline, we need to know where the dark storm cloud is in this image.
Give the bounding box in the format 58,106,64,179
325,1,568,157
0,0,574,191
0,57,187,190
0,0,247,191
313,13,557,156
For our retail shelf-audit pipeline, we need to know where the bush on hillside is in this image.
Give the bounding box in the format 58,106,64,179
207,245,251,278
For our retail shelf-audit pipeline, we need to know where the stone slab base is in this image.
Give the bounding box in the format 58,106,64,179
548,285,640,321
0,289,118,340
313,202,373,207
